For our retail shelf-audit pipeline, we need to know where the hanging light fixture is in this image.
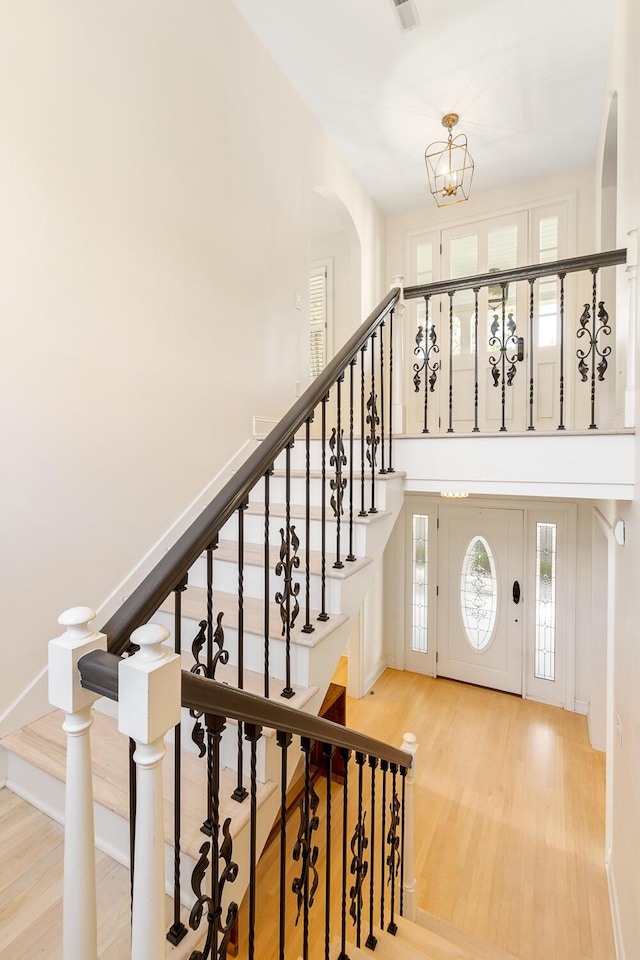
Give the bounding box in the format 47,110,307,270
425,113,474,207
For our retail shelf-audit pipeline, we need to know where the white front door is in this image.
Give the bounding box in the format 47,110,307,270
437,505,524,694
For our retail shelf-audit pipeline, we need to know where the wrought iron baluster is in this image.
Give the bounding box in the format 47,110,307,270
379,321,386,474
292,738,320,960
400,766,407,917
264,468,271,697
233,506,248,802
380,759,388,930
489,283,520,432
365,756,378,951
359,344,367,517
577,267,610,429
413,295,440,435
347,359,356,562
331,374,346,570
278,442,298,699
528,278,535,431
558,273,566,430
446,292,455,432
318,397,330,622
386,763,399,936
277,731,292,960
388,308,395,472
366,333,379,515
167,576,188,946
189,714,239,960
349,752,368,948
302,419,315,633
323,743,335,960
338,748,351,960
246,723,262,960
473,287,480,432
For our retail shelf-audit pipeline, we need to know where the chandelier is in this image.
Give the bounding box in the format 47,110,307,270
425,113,474,207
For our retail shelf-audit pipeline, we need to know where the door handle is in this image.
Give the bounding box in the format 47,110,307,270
512,580,521,604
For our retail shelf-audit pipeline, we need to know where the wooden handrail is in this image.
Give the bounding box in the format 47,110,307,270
403,248,627,300
77,650,412,768
100,288,401,655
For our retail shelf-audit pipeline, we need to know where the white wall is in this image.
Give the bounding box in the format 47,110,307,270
595,1,640,954
0,0,386,725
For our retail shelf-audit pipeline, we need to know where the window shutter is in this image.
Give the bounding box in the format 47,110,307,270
309,266,327,380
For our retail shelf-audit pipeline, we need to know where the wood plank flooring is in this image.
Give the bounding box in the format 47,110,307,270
335,663,615,960
0,789,204,959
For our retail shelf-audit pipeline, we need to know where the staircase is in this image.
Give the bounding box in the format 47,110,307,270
2,436,408,956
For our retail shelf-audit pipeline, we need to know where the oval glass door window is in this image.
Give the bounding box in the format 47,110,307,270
460,536,497,650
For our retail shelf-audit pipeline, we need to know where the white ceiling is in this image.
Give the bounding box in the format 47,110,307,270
233,0,615,215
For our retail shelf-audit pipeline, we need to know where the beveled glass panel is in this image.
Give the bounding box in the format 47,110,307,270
535,522,557,680
460,536,497,651
411,515,428,653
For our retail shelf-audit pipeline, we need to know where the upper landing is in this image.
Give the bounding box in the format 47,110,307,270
394,429,635,501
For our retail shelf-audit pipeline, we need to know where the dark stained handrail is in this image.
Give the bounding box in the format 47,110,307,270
404,248,627,300
77,650,412,769
101,288,401,655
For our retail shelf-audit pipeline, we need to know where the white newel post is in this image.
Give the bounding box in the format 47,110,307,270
48,606,107,960
625,227,638,428
401,732,418,922
390,275,406,437
118,623,181,960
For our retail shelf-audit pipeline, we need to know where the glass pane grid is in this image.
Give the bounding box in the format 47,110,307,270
411,515,429,654
535,522,557,680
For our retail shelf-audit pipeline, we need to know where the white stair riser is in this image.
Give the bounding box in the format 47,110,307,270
156,608,315,688
249,475,391,513
188,555,347,615
275,440,393,476
218,510,369,557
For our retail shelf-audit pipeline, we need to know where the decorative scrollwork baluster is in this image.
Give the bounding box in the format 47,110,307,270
385,767,401,936
330,425,347,570
348,752,368,947
489,286,521,431
189,612,227,758
275,523,300,700
189,712,239,960
413,296,439,434
576,268,611,429
292,739,320,960
366,335,380,515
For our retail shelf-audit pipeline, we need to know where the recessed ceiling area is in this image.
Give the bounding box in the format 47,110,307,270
233,0,615,215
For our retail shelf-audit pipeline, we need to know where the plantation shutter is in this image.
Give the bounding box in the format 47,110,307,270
310,265,327,379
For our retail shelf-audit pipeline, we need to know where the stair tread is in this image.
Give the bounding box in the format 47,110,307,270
0,789,209,960
271,469,406,481
397,910,517,960
341,919,521,960
2,709,276,861
214,539,373,580
245,501,391,524
162,587,348,649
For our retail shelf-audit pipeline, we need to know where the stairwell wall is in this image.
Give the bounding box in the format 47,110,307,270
0,0,386,728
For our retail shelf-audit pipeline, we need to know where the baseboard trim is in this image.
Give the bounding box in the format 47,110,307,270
363,659,386,695
607,858,626,960
574,698,589,715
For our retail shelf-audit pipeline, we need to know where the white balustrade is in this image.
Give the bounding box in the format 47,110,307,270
118,623,181,960
48,606,106,960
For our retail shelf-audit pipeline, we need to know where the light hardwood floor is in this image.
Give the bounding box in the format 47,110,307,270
333,662,615,960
